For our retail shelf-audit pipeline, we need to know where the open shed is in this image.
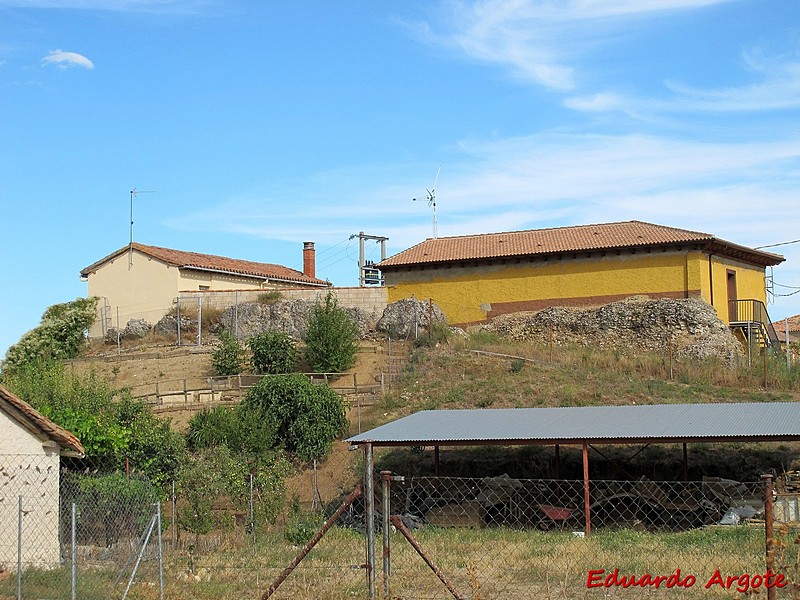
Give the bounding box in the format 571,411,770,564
347,402,800,533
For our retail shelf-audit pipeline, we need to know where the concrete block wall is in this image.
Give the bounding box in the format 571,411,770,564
178,286,389,318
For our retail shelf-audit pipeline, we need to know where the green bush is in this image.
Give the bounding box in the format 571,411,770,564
3,360,185,485
414,319,452,348
64,472,160,545
284,495,324,545
2,297,98,376
248,331,297,374
177,446,291,535
242,373,347,462
187,406,238,450
212,330,246,376
303,292,359,373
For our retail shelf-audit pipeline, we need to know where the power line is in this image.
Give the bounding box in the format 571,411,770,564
755,238,800,250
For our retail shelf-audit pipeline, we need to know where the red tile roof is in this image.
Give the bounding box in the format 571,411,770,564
776,314,800,333
379,221,784,269
0,384,84,457
81,243,328,287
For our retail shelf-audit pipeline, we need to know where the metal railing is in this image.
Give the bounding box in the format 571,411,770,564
729,299,780,350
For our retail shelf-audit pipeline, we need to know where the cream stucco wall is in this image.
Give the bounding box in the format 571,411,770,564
86,249,182,336
384,249,768,326
0,410,61,570
85,249,283,337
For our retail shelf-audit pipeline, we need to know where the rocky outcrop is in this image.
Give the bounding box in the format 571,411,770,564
485,297,742,363
376,298,446,339
218,300,373,340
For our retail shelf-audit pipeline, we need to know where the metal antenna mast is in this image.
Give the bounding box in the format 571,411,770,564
129,188,156,267
413,166,441,238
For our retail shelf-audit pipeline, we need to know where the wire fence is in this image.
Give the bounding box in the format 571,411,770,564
3,450,800,599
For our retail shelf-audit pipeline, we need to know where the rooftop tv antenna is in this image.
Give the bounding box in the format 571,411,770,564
413,166,440,238
129,188,156,267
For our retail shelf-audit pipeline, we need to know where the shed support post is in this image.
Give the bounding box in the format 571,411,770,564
554,444,561,479
434,446,440,478
582,442,591,536
682,443,688,480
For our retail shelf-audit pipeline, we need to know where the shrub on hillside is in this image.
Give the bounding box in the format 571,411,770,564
303,292,359,373
3,360,185,485
1,297,98,376
242,373,347,462
248,331,297,374
212,330,247,376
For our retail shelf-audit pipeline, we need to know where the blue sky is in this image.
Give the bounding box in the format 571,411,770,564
2,0,800,356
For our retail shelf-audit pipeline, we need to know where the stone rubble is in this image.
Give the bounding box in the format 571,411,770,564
484,297,743,363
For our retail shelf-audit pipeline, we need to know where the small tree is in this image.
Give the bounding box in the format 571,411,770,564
211,330,246,376
242,373,347,462
248,331,297,374
303,292,359,373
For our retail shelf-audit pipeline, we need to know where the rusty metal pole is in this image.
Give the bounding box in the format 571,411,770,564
260,485,363,600
390,516,466,600
583,441,591,536
763,474,776,600
364,443,377,600
381,471,392,599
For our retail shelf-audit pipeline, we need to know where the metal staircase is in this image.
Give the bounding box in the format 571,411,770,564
728,299,780,353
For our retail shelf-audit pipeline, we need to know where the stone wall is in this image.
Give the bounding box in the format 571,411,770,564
178,286,388,321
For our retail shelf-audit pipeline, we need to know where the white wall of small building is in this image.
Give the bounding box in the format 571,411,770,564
0,410,61,570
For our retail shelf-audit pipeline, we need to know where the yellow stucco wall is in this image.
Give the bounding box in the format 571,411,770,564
384,249,767,326
699,254,768,322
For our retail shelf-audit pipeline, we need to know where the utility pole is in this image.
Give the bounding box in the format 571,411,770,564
350,232,388,286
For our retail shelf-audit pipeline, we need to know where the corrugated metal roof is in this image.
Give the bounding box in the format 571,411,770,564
347,403,800,446
377,220,784,269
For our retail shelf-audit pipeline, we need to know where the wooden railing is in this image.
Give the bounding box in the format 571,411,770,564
128,372,380,408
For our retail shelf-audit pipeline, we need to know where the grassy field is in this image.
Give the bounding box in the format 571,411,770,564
3,524,795,600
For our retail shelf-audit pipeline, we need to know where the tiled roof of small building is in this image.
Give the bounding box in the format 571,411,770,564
0,384,84,457
81,243,328,286
378,221,783,269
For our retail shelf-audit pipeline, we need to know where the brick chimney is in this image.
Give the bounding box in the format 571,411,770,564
303,242,316,279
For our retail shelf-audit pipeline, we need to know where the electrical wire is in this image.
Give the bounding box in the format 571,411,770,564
755,238,800,250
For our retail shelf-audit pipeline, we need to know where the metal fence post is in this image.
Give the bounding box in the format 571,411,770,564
249,473,255,544
364,443,376,600
71,503,77,600
157,502,164,600
17,496,22,600
381,471,392,600
171,480,177,550
763,474,776,600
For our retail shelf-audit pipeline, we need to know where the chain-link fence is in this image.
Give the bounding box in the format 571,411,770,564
0,455,164,600
4,450,799,599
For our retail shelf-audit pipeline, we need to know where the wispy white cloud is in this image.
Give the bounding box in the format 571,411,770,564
664,50,800,112
41,49,94,69
169,131,800,246
421,0,735,91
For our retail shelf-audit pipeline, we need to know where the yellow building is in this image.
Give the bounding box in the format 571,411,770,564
378,221,784,328
80,242,328,337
